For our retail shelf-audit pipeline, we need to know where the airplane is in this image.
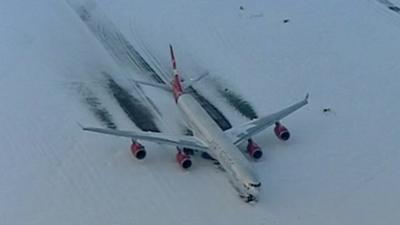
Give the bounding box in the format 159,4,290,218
82,45,309,203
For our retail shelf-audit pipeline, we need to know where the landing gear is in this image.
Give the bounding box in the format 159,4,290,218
201,152,216,160
246,195,257,203
183,148,195,156
240,194,257,203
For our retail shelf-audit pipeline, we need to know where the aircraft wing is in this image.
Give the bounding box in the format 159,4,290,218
225,94,309,146
82,127,210,152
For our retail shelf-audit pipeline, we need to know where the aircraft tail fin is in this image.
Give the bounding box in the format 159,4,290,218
169,44,183,101
169,44,177,71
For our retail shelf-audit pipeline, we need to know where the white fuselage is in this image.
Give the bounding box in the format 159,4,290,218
177,93,261,200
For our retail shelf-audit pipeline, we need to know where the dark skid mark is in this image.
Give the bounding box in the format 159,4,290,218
188,87,232,131
77,6,91,21
185,129,193,136
100,28,163,83
105,75,160,132
69,1,232,131
389,6,400,12
218,88,258,120
377,0,400,14
78,84,117,129
73,3,163,84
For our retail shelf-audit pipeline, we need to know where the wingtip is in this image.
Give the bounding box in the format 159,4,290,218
305,93,310,101
77,122,88,130
77,122,84,129
129,79,139,84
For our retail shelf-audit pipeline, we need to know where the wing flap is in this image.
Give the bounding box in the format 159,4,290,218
83,127,209,151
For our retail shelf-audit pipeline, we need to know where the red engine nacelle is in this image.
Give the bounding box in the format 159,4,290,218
247,139,263,159
176,150,192,169
130,141,146,160
274,122,290,141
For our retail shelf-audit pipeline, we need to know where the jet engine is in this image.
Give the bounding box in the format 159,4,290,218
274,122,290,141
176,149,192,169
130,141,146,160
247,139,263,159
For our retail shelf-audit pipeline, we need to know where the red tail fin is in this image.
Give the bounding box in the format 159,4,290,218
169,44,177,70
169,45,183,102
172,74,183,101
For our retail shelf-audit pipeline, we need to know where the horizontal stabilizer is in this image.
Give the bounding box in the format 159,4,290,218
132,80,171,92
184,72,209,88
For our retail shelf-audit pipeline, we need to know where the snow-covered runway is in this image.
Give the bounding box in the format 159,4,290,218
1,0,399,224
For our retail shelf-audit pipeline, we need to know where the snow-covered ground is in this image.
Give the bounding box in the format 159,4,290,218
1,0,400,224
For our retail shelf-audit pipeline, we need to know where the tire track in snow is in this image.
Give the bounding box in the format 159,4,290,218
377,0,400,14
208,76,258,120
217,87,258,120
69,0,163,83
104,73,160,132
76,83,117,129
67,0,233,131
67,0,163,132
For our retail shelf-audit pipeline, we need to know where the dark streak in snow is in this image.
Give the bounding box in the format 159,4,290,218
377,0,400,14
218,88,258,120
105,75,160,132
187,87,232,130
77,84,117,129
71,3,232,131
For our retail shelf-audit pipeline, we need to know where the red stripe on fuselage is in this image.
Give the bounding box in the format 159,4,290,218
172,74,183,102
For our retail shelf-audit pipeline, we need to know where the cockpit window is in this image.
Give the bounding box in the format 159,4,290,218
249,182,261,187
